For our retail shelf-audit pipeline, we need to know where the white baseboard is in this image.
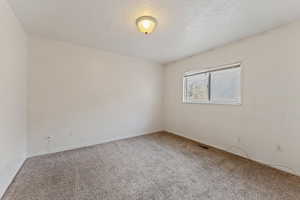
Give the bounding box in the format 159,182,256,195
0,157,26,199
165,129,300,177
28,130,164,158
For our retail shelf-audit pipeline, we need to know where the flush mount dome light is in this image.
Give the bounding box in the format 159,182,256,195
136,16,158,34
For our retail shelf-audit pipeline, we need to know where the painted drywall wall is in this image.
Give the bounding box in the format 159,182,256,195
28,37,163,156
164,20,300,176
0,0,27,197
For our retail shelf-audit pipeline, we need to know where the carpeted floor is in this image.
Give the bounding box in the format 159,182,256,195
2,132,300,200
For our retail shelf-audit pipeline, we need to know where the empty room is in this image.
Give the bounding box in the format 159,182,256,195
1,0,300,199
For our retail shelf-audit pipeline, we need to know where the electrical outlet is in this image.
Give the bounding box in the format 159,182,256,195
46,136,52,143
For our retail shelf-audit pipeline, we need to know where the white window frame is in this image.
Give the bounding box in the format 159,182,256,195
183,62,242,105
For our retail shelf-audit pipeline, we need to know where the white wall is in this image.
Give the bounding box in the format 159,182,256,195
28,37,163,156
164,21,300,176
0,0,27,197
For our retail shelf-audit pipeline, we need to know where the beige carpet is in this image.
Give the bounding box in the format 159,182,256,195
2,132,300,200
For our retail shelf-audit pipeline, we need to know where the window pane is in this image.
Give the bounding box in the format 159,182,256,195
185,73,209,102
210,67,241,104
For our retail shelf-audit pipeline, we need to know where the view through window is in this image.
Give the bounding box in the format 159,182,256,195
183,63,241,104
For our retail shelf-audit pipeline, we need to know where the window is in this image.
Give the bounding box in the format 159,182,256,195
183,63,241,105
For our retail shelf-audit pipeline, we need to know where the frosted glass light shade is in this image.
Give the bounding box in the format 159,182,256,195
136,16,157,34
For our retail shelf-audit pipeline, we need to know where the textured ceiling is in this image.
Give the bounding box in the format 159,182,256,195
8,0,300,63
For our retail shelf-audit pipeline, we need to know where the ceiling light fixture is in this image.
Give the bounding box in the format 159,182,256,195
136,16,158,35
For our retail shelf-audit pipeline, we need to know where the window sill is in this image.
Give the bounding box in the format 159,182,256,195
182,101,242,106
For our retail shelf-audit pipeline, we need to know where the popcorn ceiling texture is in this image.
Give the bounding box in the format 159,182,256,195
3,132,300,200
7,0,300,63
